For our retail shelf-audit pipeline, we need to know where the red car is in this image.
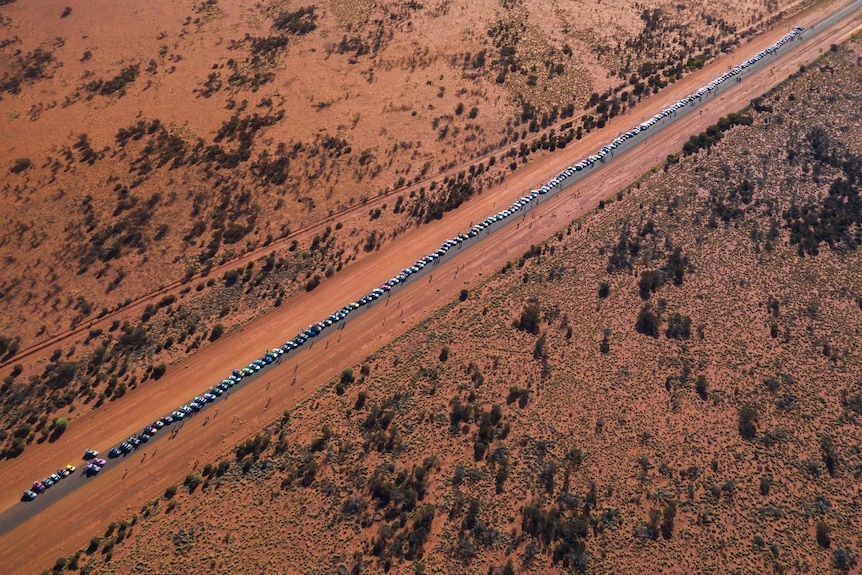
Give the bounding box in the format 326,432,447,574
31,481,45,494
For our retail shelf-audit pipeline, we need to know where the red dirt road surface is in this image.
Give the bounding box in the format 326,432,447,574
0,1,860,572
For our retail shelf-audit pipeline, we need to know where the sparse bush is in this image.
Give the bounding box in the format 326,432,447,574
533,334,547,360
738,405,758,439
635,304,660,337
665,313,691,340
9,158,31,174
439,346,449,362
209,324,225,341
832,547,856,572
217,460,231,476
816,521,832,548
695,375,708,400
305,275,321,292
341,368,354,385
507,387,530,408
86,537,100,554
598,282,610,298
223,269,240,286
49,418,68,442
355,391,367,410
514,300,541,334
474,441,487,461
184,473,203,493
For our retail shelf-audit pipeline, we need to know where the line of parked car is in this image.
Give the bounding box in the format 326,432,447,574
21,26,806,504
530,26,805,196
23,464,77,500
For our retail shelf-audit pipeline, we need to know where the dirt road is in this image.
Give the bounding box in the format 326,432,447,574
0,1,859,572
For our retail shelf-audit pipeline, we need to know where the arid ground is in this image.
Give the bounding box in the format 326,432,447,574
0,0,818,456
39,30,862,575
1,0,862,573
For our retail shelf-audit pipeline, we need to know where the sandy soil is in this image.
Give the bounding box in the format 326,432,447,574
0,0,860,572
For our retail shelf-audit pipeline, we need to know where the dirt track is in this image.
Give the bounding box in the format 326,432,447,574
1,1,860,571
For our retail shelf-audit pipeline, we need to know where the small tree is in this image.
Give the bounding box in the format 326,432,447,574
354,391,367,410
86,537,100,554
459,289,469,302
9,157,31,174
151,363,167,379
533,334,547,360
209,323,225,341
661,501,677,539
695,375,708,400
600,328,612,354
340,368,354,385
164,485,178,499
666,313,692,340
738,405,758,439
515,300,541,334
635,304,660,337
439,345,450,362
816,521,832,548
832,547,856,572
184,473,203,493
49,417,68,442
473,441,487,461
598,282,610,298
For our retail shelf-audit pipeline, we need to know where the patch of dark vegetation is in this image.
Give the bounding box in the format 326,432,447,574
681,113,753,156
408,171,476,224
520,496,592,571
86,64,140,97
783,129,862,256
0,45,57,94
272,6,317,35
